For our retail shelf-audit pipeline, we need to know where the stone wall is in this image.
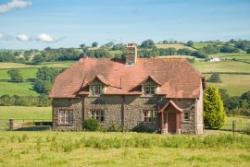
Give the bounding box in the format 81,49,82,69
52,98,82,131
52,95,203,134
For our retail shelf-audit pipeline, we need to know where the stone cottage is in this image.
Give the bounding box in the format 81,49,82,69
49,43,205,134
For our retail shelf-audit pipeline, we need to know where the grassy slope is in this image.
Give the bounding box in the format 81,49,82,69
0,132,250,167
204,74,250,96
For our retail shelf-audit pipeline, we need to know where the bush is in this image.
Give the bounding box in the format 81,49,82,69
83,119,99,131
208,73,222,83
204,86,226,129
7,69,23,82
0,95,51,106
247,49,250,54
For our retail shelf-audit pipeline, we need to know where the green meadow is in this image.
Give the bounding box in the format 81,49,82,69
0,131,250,167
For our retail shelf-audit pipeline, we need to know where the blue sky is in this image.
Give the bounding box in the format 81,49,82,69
0,0,250,49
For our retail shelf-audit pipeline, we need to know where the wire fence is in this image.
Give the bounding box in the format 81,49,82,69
0,119,52,131
0,117,250,134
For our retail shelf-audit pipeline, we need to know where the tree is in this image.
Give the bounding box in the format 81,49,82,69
247,49,250,54
140,39,155,48
36,67,61,82
204,86,226,129
208,73,221,83
186,40,194,47
32,54,45,65
33,79,51,94
92,42,98,47
80,44,86,48
7,69,23,82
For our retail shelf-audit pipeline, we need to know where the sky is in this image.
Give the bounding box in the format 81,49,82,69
0,0,250,49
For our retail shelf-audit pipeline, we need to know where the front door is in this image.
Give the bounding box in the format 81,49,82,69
167,111,177,133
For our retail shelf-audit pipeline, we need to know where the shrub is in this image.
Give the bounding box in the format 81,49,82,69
204,86,226,129
83,119,99,131
208,73,222,83
108,122,122,132
7,69,23,82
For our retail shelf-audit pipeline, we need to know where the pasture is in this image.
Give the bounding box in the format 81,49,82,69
0,131,250,167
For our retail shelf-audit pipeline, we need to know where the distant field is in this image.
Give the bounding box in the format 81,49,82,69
205,74,250,96
193,61,250,73
0,61,74,69
156,43,195,50
0,82,39,96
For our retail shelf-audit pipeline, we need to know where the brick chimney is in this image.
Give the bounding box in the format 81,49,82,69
126,43,137,65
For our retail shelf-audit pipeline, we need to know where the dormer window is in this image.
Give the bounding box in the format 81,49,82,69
143,80,156,95
90,82,103,96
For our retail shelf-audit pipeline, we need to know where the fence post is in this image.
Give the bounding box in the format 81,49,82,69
232,120,235,136
9,119,14,131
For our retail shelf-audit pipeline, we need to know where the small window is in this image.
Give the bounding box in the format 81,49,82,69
184,112,190,121
143,80,156,95
90,83,103,96
57,109,73,125
91,110,105,122
143,110,156,122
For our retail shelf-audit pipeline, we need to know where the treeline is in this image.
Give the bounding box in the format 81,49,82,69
0,95,50,107
1,39,250,64
139,48,207,58
220,90,250,116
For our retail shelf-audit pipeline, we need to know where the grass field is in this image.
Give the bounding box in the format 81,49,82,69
0,132,250,167
205,74,250,96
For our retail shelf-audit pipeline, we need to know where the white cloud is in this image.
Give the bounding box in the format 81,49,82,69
0,0,32,14
0,32,13,40
36,33,56,43
16,33,29,41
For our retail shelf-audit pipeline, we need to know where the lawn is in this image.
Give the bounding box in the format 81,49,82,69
205,74,250,96
0,132,250,167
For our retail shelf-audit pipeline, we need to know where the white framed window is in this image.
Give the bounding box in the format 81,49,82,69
57,109,73,125
143,80,156,95
91,110,105,122
90,82,103,96
184,112,190,121
143,110,157,122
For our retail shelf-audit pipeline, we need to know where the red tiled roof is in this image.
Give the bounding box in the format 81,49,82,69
49,57,203,98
